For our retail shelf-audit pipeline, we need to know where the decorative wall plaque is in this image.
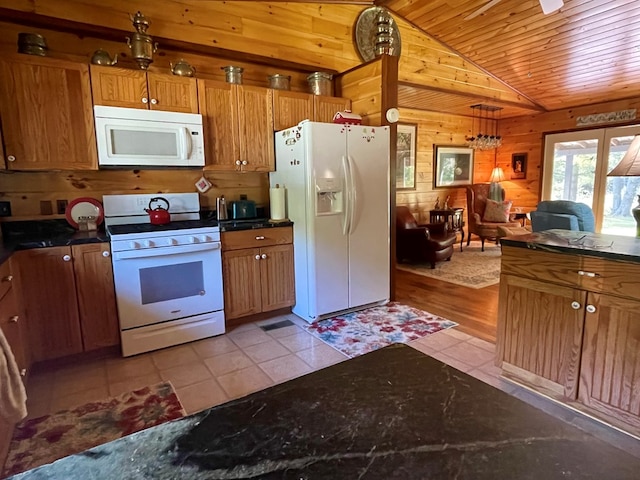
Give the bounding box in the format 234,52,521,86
576,109,636,127
354,7,402,62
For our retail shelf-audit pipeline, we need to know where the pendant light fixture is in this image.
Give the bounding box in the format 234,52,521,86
466,104,503,150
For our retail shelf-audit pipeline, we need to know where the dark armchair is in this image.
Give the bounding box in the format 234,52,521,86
466,183,521,251
396,206,457,268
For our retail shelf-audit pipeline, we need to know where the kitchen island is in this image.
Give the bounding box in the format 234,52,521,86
498,229,640,438
12,343,640,479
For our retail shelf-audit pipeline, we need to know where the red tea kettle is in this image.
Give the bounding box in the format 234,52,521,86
145,197,171,225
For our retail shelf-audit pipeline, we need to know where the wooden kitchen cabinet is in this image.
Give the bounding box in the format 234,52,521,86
13,244,119,362
72,243,120,351
273,90,351,131
198,80,275,172
221,227,294,320
0,259,29,378
0,55,98,170
90,65,198,113
497,244,640,435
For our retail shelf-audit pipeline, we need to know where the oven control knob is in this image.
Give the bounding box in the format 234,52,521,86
202,235,211,242
131,241,141,249
190,236,199,243
168,238,178,246
144,240,154,248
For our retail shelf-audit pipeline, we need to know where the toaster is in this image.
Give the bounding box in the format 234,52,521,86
231,200,257,219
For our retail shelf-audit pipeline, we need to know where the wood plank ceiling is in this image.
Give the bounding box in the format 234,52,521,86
383,0,640,115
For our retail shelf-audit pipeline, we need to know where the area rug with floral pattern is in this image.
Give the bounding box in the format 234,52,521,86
2,382,185,478
396,240,501,289
304,302,457,358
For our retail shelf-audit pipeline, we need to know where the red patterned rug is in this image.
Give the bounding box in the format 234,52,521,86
2,382,185,478
304,302,458,358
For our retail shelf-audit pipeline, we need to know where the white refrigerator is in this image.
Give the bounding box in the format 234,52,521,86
270,121,390,323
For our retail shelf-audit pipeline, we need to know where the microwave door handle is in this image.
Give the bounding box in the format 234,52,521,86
180,127,193,159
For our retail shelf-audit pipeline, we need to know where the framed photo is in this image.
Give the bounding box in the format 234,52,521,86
434,145,474,188
511,153,527,179
396,124,417,190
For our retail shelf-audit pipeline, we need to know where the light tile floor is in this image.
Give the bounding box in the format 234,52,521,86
24,312,640,458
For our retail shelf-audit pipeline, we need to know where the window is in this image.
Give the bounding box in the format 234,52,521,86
543,125,640,236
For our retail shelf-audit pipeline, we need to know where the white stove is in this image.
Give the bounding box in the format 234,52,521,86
104,193,225,357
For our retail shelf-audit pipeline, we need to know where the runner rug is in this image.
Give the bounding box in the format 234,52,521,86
304,302,457,358
2,382,186,478
396,240,501,289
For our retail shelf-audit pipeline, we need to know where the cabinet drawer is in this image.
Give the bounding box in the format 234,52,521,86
501,246,582,288
222,227,292,251
0,260,13,301
579,256,640,301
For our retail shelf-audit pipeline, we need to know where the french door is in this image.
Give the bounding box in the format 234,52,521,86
542,125,640,235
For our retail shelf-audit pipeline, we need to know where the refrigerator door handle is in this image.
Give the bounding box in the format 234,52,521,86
347,155,357,235
341,155,351,235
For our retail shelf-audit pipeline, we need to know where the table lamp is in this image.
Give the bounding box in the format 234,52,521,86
607,134,640,237
488,166,505,201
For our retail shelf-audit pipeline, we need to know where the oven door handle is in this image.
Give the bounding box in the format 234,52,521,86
113,242,220,261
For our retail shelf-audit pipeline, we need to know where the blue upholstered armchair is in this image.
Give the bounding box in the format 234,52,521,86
530,200,596,232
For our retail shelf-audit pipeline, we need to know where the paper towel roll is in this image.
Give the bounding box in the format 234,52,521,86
269,186,286,221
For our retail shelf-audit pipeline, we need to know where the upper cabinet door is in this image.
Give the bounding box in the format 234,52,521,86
198,79,239,171
147,72,198,113
237,85,275,172
90,65,148,109
273,90,313,131
314,95,351,123
0,55,98,170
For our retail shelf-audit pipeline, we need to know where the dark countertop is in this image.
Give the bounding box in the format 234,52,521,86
0,218,293,265
13,344,640,479
500,228,640,263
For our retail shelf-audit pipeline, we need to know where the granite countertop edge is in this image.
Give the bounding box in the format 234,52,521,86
500,228,640,263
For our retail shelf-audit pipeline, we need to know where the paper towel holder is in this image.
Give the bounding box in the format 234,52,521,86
269,183,289,223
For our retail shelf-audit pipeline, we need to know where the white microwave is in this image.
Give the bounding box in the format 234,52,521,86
94,106,205,167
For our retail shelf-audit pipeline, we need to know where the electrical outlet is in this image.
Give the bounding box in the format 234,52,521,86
0,201,11,217
56,199,68,214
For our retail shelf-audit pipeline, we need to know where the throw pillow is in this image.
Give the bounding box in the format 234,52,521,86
483,199,512,222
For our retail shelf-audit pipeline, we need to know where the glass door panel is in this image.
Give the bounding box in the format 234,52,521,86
601,126,640,235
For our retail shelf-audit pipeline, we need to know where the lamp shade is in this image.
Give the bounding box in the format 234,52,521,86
607,135,640,176
489,166,506,183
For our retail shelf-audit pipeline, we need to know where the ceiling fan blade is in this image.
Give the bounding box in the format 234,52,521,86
464,0,502,21
540,0,564,14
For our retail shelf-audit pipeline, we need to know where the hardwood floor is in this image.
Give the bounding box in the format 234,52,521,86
394,268,499,343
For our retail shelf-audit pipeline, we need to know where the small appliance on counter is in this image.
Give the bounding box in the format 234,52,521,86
231,195,257,219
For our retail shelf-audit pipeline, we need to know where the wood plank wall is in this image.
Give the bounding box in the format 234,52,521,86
499,96,640,211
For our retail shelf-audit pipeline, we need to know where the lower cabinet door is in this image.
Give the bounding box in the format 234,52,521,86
497,274,585,399
14,248,83,362
260,244,295,312
578,292,640,433
222,248,262,320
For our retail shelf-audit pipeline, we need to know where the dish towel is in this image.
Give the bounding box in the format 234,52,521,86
0,327,27,423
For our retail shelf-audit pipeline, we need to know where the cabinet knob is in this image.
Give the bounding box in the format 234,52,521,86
2,275,13,283
241,160,248,165
577,270,600,278
235,160,242,166
9,315,18,323
150,98,158,105
20,368,26,377
141,97,149,104
255,254,261,260
7,155,16,162
63,254,72,262
586,304,597,314
570,301,581,310
261,253,267,259
255,236,265,240
102,251,110,258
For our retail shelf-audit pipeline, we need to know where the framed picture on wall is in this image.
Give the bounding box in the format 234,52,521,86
434,145,474,188
396,123,417,190
511,153,527,179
